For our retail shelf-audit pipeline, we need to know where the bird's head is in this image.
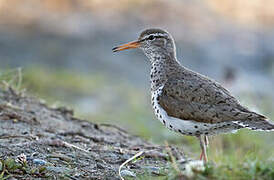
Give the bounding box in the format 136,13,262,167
112,28,176,60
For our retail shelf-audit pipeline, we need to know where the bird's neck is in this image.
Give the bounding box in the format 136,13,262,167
149,54,180,91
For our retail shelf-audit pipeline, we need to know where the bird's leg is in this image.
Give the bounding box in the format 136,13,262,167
198,135,208,163
204,135,209,147
199,150,204,160
203,136,208,162
198,136,205,161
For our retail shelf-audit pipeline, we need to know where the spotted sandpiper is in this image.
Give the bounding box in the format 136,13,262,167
112,28,274,162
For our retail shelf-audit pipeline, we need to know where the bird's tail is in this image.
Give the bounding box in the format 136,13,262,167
233,116,274,132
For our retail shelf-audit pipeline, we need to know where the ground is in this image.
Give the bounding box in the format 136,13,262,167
0,87,207,179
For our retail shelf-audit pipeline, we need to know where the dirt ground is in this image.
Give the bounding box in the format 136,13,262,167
0,88,205,179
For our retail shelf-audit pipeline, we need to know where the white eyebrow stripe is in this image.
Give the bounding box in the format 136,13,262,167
142,33,167,40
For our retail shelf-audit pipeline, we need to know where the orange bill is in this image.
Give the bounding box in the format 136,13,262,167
112,40,140,52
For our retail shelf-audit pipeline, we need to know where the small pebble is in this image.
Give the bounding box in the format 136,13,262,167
46,166,71,173
144,166,161,173
33,159,47,165
120,170,136,178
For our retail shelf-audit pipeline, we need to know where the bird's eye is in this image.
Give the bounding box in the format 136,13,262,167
147,35,155,41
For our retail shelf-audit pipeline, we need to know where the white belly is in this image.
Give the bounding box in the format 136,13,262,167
151,87,240,136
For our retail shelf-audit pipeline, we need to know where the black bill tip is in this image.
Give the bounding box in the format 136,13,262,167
112,47,119,52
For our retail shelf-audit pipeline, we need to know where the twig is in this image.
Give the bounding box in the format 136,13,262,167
164,141,182,175
118,151,143,180
99,123,129,134
0,135,38,140
0,102,24,111
16,67,22,91
62,141,89,153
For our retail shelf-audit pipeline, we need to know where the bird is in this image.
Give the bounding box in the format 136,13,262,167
112,28,274,162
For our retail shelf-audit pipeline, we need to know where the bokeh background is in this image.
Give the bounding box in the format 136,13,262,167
1,0,274,169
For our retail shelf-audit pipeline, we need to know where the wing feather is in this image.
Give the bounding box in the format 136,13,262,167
158,70,263,123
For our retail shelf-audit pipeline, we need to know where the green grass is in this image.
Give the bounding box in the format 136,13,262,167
0,158,48,179
1,67,274,179
200,158,274,180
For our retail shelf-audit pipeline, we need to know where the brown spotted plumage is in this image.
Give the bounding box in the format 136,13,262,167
113,28,274,162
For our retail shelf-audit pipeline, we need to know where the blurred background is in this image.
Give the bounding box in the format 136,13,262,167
1,0,274,165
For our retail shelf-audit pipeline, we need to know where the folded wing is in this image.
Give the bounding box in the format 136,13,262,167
158,71,267,125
